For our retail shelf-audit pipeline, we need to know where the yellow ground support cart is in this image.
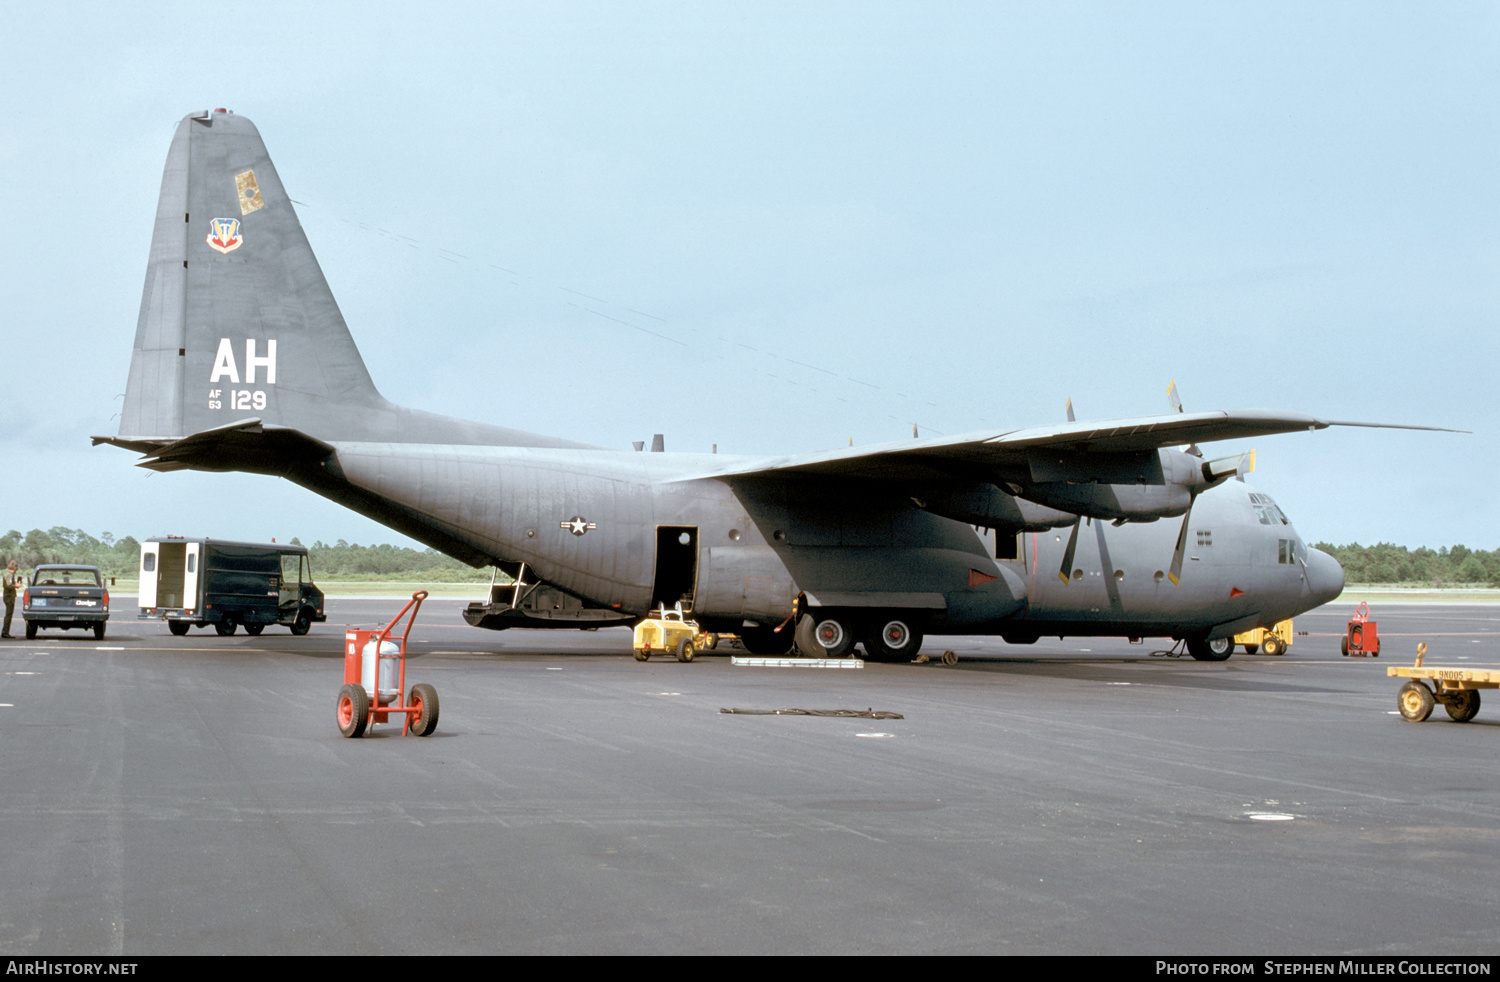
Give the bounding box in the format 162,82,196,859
1388,642,1496,722
632,603,718,663
1233,619,1293,656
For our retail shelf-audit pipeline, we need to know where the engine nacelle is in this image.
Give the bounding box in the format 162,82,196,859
1019,448,1227,522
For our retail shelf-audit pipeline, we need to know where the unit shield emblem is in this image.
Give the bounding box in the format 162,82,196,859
206,217,242,254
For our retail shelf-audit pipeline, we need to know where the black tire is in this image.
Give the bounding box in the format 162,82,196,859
290,611,311,636
862,618,922,662
1187,636,1233,661
1243,643,1259,655
675,637,695,663
215,618,237,637
1341,636,1350,656
739,625,793,655
168,621,190,636
1398,681,1435,722
799,614,855,658
408,683,440,736
25,621,37,640
1444,689,1481,723
93,622,106,641
244,623,264,636
634,648,649,662
1261,636,1283,657
337,683,370,738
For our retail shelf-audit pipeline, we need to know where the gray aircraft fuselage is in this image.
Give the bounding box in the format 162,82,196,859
100,110,1352,660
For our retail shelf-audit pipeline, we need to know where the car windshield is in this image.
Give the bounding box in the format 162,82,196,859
32,568,101,586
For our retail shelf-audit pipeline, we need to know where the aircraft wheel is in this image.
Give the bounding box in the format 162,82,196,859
739,625,793,655
807,614,856,658
863,618,922,662
215,618,237,637
1398,681,1435,722
168,621,190,636
290,611,312,636
93,623,106,641
1444,689,1481,723
1187,636,1232,661
337,683,370,738
675,638,695,663
25,621,37,640
1243,643,1259,655
244,623,264,636
408,683,440,736
1261,636,1283,656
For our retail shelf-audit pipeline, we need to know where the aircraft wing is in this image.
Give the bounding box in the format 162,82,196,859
696,410,1456,484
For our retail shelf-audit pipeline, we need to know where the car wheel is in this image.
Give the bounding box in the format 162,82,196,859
290,611,311,636
93,623,106,641
168,621,190,636
25,621,37,640
244,623,264,636
215,618,237,637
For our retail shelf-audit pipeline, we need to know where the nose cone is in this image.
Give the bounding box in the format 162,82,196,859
1305,547,1346,608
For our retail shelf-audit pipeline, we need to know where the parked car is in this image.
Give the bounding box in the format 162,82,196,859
23,565,109,640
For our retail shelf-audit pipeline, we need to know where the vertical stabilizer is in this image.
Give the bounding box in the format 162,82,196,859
119,109,381,442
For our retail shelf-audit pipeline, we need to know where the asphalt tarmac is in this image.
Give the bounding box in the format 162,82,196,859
2,598,1497,955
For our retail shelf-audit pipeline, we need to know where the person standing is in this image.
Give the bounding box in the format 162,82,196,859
2,560,21,638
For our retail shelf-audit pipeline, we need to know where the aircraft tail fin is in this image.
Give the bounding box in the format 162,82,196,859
110,110,593,453
118,109,384,443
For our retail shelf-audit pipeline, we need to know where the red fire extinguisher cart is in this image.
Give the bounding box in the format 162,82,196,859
337,590,439,738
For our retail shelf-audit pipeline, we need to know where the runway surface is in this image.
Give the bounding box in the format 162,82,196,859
2,599,1497,955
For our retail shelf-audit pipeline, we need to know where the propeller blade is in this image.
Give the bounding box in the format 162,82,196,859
1167,379,1183,414
1065,398,1075,423
1058,519,1081,584
1167,505,1193,586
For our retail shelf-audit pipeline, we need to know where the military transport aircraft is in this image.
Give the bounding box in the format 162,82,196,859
95,110,1443,661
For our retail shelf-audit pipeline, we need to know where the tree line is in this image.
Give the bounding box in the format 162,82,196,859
3,527,1498,587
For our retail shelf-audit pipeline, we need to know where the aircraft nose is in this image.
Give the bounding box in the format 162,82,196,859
1305,547,1345,607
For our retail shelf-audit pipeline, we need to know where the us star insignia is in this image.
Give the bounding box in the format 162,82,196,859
562,516,597,536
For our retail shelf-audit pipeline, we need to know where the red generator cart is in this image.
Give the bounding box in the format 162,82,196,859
1342,602,1380,657
336,591,439,738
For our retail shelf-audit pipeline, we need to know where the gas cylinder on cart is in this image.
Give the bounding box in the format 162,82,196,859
362,638,402,706
344,629,401,704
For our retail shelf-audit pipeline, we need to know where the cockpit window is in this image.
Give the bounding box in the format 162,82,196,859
1249,491,1289,526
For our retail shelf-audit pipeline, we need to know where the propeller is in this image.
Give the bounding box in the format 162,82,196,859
1166,449,1257,585
1167,379,1203,457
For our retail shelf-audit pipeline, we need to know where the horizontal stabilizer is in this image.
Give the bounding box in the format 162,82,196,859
121,418,334,474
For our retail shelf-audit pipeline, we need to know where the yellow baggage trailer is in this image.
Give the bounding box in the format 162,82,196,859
1387,643,1497,722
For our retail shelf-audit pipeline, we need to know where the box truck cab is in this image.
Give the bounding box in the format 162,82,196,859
139,537,326,636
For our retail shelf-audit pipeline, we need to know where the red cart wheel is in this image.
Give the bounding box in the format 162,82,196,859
408,683,440,736
337,683,370,738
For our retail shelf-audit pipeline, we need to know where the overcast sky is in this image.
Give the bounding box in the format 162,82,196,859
2,1,1494,553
